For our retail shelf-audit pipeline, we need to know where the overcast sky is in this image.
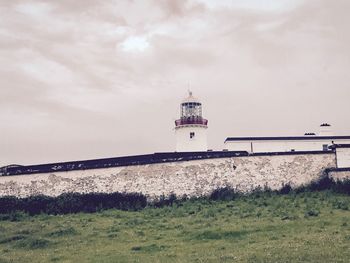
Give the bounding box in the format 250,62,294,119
1,0,350,166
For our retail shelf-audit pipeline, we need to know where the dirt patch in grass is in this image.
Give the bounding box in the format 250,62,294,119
47,227,77,237
131,244,168,252
0,235,27,244
15,238,51,249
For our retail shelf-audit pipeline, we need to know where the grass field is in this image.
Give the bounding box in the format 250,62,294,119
0,191,349,263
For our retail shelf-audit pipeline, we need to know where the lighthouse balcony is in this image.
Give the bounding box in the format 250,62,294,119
175,117,208,127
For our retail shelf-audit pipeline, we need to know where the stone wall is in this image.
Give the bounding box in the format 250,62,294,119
0,153,336,200
328,169,350,181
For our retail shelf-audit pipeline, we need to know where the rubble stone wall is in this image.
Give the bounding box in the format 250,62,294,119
0,153,337,199
328,170,350,181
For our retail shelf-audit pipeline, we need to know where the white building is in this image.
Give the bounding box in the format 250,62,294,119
175,92,208,152
224,124,350,153
330,144,350,168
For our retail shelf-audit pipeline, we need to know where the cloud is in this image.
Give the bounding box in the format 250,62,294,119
1,0,350,165
195,0,303,12
119,35,150,52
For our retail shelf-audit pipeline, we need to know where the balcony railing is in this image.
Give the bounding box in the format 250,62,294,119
175,117,208,126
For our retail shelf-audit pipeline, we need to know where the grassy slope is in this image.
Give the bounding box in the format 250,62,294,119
0,191,349,263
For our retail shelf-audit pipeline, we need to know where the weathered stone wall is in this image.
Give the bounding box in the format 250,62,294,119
0,153,336,199
328,170,350,181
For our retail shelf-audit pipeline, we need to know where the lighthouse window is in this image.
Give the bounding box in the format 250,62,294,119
190,132,195,139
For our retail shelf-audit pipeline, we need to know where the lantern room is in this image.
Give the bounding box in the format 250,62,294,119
175,92,208,127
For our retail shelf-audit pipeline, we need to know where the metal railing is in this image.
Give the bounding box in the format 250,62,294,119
175,117,208,126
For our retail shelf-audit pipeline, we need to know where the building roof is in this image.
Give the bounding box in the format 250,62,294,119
225,136,350,142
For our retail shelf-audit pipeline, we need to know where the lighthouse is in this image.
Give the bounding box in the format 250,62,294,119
175,92,208,152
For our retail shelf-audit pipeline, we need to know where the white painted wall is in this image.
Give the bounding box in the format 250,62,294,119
225,139,350,153
175,125,208,152
336,148,350,168
224,141,252,152
319,125,333,136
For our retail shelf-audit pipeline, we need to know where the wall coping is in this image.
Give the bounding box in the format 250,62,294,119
1,150,335,177
248,151,333,157
329,144,350,149
225,136,350,142
326,167,350,173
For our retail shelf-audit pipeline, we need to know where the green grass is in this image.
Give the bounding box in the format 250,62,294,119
0,191,349,263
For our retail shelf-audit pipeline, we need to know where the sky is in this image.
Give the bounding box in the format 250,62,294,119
1,0,350,166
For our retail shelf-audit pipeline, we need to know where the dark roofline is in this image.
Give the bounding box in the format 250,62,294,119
2,151,248,176
328,144,350,149
225,136,350,142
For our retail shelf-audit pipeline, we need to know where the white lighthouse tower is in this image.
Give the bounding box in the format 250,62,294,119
175,92,208,152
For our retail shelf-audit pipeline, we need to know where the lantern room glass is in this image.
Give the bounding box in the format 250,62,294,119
181,102,202,118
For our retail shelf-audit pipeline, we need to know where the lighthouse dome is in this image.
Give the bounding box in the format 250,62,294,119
181,91,201,104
